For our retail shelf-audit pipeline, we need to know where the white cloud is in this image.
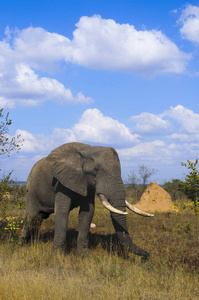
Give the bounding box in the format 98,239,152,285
178,4,199,46
131,112,172,135
68,15,190,75
7,105,199,181
0,97,15,109
15,128,77,154
163,105,199,134
0,27,93,108
15,109,139,153
16,130,47,152
0,14,193,108
169,133,199,143
11,26,70,71
0,63,93,108
0,15,192,109
72,108,139,144
170,9,178,15
51,128,76,145
130,105,199,141
118,140,166,160
16,106,199,156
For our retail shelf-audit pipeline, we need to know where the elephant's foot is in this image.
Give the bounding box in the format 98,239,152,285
77,241,91,256
131,243,149,258
19,227,32,245
76,247,92,256
52,244,66,255
19,236,29,246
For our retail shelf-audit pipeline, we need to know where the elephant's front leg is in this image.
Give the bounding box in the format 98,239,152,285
53,192,71,253
77,190,95,254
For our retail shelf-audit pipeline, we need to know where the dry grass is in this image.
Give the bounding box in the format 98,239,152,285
0,198,198,299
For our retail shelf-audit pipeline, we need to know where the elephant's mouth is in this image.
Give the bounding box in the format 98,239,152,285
98,194,154,217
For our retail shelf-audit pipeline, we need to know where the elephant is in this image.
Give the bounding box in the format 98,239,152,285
20,142,153,257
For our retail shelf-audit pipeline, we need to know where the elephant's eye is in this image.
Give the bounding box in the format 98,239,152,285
94,166,99,173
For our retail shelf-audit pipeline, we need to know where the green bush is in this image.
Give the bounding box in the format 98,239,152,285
162,179,185,202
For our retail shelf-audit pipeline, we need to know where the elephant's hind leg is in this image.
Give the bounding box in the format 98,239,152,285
20,211,48,244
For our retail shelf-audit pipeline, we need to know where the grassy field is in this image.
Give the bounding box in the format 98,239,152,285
0,197,198,300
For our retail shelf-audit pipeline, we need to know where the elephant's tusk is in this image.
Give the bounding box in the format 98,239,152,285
98,194,128,215
125,200,154,217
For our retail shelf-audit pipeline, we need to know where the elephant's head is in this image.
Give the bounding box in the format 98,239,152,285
47,142,153,256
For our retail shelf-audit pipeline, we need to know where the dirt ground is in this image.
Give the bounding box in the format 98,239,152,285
134,182,175,212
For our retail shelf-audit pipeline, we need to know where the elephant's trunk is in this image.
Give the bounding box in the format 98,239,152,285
108,182,150,257
110,211,149,257
108,182,132,249
96,177,150,257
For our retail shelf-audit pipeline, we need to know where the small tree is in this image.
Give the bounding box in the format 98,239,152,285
0,108,23,203
0,108,22,156
0,108,24,242
162,179,185,202
138,165,157,185
126,165,158,202
180,159,199,208
127,170,139,188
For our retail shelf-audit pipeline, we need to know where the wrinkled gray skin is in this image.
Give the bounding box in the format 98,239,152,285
20,142,149,257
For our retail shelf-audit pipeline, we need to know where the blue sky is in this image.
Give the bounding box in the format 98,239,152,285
1,0,199,183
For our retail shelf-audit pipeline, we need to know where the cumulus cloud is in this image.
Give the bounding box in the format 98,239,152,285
8,105,199,181
0,64,92,108
0,15,192,108
72,108,139,144
0,27,93,108
118,140,166,160
68,15,190,75
130,105,199,139
0,14,193,108
169,133,199,142
178,4,199,46
14,109,139,154
13,104,199,176
5,26,70,71
15,106,199,156
162,105,199,134
16,128,76,154
131,112,172,136
15,130,48,152
126,105,199,169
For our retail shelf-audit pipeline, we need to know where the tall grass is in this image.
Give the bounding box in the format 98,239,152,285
0,199,198,299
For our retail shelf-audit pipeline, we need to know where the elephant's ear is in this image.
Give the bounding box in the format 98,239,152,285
47,145,88,197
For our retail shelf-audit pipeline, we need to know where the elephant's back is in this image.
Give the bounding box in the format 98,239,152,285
26,157,54,196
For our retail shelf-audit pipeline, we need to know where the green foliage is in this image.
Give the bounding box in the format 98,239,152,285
162,179,185,202
10,185,26,207
0,108,24,240
0,108,22,156
0,108,23,203
172,201,199,218
173,159,199,218
4,215,24,243
180,159,199,206
0,172,13,219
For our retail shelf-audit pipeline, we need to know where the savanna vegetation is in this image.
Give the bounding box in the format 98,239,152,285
0,108,23,224
0,183,198,300
0,110,198,299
